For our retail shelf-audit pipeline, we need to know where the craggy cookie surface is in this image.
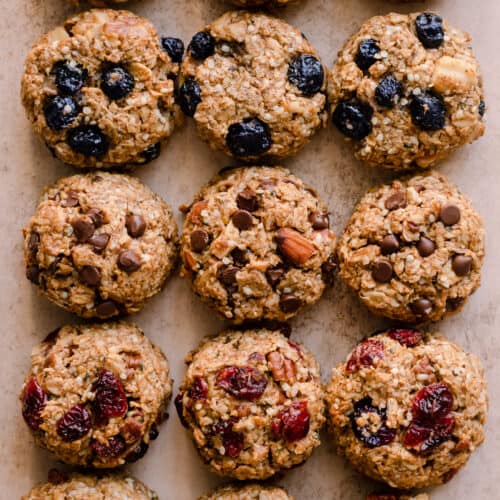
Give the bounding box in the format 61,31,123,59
326,330,488,489
23,172,178,318
180,167,336,323
200,483,293,500
21,9,179,168
20,322,172,468
180,11,327,160
176,329,325,479
337,172,484,323
329,12,485,169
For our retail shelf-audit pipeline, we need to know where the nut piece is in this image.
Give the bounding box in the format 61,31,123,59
276,228,315,266
432,56,477,93
267,351,296,382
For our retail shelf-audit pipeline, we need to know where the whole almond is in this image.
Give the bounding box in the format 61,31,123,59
276,228,315,266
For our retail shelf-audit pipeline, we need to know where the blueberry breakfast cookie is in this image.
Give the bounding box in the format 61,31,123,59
23,172,178,319
326,329,488,489
21,9,180,168
180,167,336,323
200,483,293,500
176,328,325,479
329,12,485,169
20,322,172,468
337,172,484,323
23,470,158,499
179,11,327,160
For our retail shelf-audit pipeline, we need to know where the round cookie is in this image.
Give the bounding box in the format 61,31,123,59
23,470,158,500
179,11,327,160
21,9,179,168
20,322,172,468
23,172,178,319
328,12,485,169
337,172,484,323
200,484,293,500
228,0,296,6
176,328,325,479
180,167,336,323
326,329,488,489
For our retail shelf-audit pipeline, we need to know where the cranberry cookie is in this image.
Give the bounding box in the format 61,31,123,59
200,484,293,500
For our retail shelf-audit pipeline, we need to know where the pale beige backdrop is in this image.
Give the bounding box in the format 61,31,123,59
1,0,499,498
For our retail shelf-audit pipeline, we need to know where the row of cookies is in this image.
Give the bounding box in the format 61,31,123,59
21,9,484,170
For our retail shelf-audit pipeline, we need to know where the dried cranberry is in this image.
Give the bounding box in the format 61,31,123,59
404,414,455,453
387,328,423,347
216,366,267,400
21,377,47,430
277,401,310,442
91,435,126,458
93,369,128,424
346,339,384,371
56,405,91,442
412,383,453,424
212,421,244,458
189,376,208,401
174,393,188,428
125,441,149,462
351,397,396,448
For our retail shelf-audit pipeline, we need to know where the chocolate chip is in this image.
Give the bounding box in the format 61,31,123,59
118,250,141,272
384,191,407,210
28,232,40,256
417,237,436,257
86,208,104,228
232,210,253,231
452,255,472,276
410,298,433,317
217,265,238,286
446,297,464,312
79,266,101,286
88,233,109,252
26,265,40,284
372,258,393,283
236,189,259,212
190,229,210,252
321,256,337,286
126,214,146,238
380,235,399,255
231,247,247,265
96,300,119,318
72,218,94,243
440,203,461,225
266,267,285,287
62,190,79,207
279,294,302,313
308,212,329,230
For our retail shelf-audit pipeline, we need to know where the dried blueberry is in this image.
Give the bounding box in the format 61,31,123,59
68,125,109,157
375,75,403,108
125,441,149,463
479,100,485,117
287,54,324,96
226,118,272,157
44,96,79,131
188,32,215,60
179,78,202,117
355,39,380,71
332,99,373,140
415,13,444,49
53,61,87,95
410,92,446,131
351,397,396,448
161,36,185,63
140,143,161,163
101,66,135,100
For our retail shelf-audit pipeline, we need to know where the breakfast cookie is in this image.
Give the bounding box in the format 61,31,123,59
180,167,336,323
176,328,325,479
200,483,293,500
179,11,327,160
20,322,172,468
21,9,180,168
337,172,484,323
23,172,178,319
228,0,296,6
329,12,485,169
326,329,487,489
368,494,429,500
23,470,158,499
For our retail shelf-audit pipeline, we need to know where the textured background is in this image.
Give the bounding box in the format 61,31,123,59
1,0,499,498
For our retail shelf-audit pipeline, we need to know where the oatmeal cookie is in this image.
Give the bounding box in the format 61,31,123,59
228,0,296,6
200,483,293,500
176,328,325,479
20,322,172,468
179,11,327,160
180,167,336,323
21,9,180,168
326,329,488,489
337,172,484,323
329,12,485,169
23,172,178,319
23,470,158,499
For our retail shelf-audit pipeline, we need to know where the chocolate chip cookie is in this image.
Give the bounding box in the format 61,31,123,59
21,9,180,168
179,11,327,160
23,172,178,318
326,329,488,489
200,484,293,500
176,328,325,479
180,167,336,323
20,322,172,468
329,12,485,169
337,172,484,323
